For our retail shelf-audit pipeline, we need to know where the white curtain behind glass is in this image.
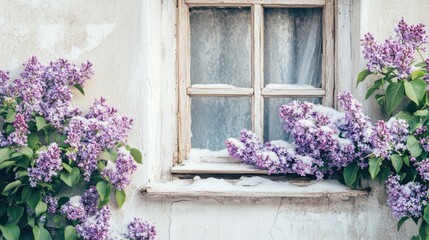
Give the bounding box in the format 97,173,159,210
264,8,322,86
190,8,252,150
264,8,323,142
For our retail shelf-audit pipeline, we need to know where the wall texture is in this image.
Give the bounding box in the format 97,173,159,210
1,0,429,239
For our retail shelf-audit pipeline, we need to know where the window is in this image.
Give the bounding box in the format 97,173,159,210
175,0,334,174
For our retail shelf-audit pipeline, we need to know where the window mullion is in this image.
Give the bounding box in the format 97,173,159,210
252,4,264,139
322,0,335,107
178,0,191,164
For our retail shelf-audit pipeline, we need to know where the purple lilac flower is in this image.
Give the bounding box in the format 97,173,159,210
102,148,137,190
28,143,62,187
388,118,408,152
6,113,29,146
225,129,263,166
127,218,157,240
385,175,427,220
4,57,93,128
337,92,372,168
60,196,86,221
76,205,111,240
82,186,99,216
43,195,58,214
396,18,428,50
361,19,426,78
416,159,429,181
371,121,392,158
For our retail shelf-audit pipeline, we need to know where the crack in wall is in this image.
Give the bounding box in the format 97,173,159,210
168,199,190,240
270,198,283,240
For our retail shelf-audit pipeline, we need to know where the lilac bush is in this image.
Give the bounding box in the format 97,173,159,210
225,19,429,240
0,57,155,240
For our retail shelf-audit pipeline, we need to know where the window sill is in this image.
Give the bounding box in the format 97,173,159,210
141,177,369,199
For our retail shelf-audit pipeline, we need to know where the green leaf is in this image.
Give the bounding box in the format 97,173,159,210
115,189,126,208
0,225,13,240
19,146,33,159
27,134,39,149
64,226,77,240
407,135,423,157
6,225,19,240
411,69,427,80
96,181,109,201
357,69,372,86
70,168,80,186
391,154,403,173
99,149,117,162
343,162,359,187
130,148,142,164
404,79,426,104
26,192,41,212
415,109,429,117
61,162,72,173
35,117,48,131
0,148,12,164
32,226,51,240
385,82,405,114
0,161,15,171
74,84,85,96
6,207,24,224
5,110,15,123
425,206,429,224
60,173,73,187
397,217,409,231
403,155,410,167
3,180,22,194
369,158,382,179
35,201,47,217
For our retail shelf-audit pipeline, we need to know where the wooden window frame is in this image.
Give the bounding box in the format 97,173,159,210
176,0,335,171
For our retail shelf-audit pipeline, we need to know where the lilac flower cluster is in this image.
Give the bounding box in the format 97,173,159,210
76,205,112,240
43,195,58,214
226,92,412,179
370,121,391,158
361,19,427,78
6,113,29,146
385,175,427,220
396,18,428,49
388,118,409,153
4,57,93,128
416,159,429,181
65,98,133,180
102,147,137,190
127,218,157,240
60,196,86,221
28,143,62,187
60,187,99,222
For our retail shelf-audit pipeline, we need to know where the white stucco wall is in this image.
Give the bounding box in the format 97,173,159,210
1,0,429,239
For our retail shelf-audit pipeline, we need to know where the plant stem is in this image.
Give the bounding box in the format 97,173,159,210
417,48,425,62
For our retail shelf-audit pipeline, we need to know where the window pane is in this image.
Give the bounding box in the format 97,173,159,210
264,8,322,88
191,97,251,150
190,7,251,87
263,98,321,142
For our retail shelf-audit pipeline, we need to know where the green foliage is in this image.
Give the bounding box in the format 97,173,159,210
0,81,143,239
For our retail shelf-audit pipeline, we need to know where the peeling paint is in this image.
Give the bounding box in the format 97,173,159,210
67,22,116,59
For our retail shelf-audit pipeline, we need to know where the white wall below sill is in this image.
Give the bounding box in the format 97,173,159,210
141,177,368,199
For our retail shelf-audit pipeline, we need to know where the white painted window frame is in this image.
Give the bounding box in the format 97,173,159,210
175,0,335,174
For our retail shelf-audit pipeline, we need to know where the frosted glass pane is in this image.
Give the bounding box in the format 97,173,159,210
191,97,251,150
263,98,321,142
264,8,322,88
190,8,251,87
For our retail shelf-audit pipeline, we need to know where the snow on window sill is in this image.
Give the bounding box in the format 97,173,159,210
141,177,369,199
161,150,369,198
